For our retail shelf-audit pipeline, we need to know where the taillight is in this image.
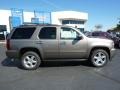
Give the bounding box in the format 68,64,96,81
6,39,10,50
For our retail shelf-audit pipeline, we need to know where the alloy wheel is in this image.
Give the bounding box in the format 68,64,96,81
93,52,107,66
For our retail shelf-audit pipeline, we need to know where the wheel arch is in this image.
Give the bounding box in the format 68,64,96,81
19,47,43,60
89,46,110,60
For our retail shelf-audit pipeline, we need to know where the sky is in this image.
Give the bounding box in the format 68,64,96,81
0,0,120,31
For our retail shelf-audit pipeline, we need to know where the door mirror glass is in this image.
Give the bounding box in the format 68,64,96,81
76,35,83,40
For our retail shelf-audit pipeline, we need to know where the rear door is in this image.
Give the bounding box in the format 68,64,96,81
38,26,59,59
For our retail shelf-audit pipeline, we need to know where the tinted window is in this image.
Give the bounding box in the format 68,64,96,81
11,27,36,39
39,27,56,39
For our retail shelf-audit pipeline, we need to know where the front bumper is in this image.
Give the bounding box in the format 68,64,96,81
6,50,19,58
110,48,116,60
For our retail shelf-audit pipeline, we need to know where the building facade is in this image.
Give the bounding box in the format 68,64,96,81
51,11,88,32
0,9,88,33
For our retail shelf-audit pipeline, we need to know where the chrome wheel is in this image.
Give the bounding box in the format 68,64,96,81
21,51,41,70
23,55,37,69
93,52,107,66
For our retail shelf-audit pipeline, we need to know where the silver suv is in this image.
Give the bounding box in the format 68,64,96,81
6,24,115,70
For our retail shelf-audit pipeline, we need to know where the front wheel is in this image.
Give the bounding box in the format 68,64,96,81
118,42,120,48
21,51,41,70
90,49,109,67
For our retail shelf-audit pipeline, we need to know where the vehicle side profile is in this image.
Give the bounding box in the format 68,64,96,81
6,24,115,70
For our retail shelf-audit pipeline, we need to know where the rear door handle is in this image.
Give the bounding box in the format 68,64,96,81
36,41,43,44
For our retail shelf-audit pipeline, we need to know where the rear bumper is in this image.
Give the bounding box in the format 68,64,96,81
6,50,19,58
110,48,116,60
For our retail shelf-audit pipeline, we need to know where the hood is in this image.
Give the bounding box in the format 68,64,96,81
87,37,113,43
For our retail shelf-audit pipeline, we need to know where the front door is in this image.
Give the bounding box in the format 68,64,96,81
59,27,88,59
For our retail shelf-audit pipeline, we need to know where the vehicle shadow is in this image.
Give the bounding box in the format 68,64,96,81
115,47,120,49
41,60,92,68
1,58,93,69
1,58,21,68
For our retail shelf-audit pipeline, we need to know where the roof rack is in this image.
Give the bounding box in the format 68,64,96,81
20,23,60,26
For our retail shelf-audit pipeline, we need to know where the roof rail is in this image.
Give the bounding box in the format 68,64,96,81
20,23,60,26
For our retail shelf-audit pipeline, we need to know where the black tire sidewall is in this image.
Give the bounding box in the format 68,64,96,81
21,51,41,70
119,42,120,48
91,49,109,67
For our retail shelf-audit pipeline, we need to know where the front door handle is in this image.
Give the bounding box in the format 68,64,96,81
60,42,66,45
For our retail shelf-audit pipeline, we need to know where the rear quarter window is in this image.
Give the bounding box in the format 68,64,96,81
11,27,36,39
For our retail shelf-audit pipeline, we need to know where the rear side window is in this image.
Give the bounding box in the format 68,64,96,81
11,27,35,39
39,27,56,39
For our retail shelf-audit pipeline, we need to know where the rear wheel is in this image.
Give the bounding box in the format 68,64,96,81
21,51,41,70
90,49,109,67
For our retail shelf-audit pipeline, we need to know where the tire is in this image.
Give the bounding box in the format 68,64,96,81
90,49,109,67
118,42,120,48
21,51,41,70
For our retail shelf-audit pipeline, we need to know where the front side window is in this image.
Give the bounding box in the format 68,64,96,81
61,27,79,39
39,27,56,39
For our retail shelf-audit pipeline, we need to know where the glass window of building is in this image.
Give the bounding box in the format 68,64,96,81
62,20,85,25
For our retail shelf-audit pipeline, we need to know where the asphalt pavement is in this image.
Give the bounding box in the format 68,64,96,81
0,44,120,90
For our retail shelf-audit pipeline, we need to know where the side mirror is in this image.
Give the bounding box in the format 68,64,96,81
76,35,83,40
6,33,9,39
